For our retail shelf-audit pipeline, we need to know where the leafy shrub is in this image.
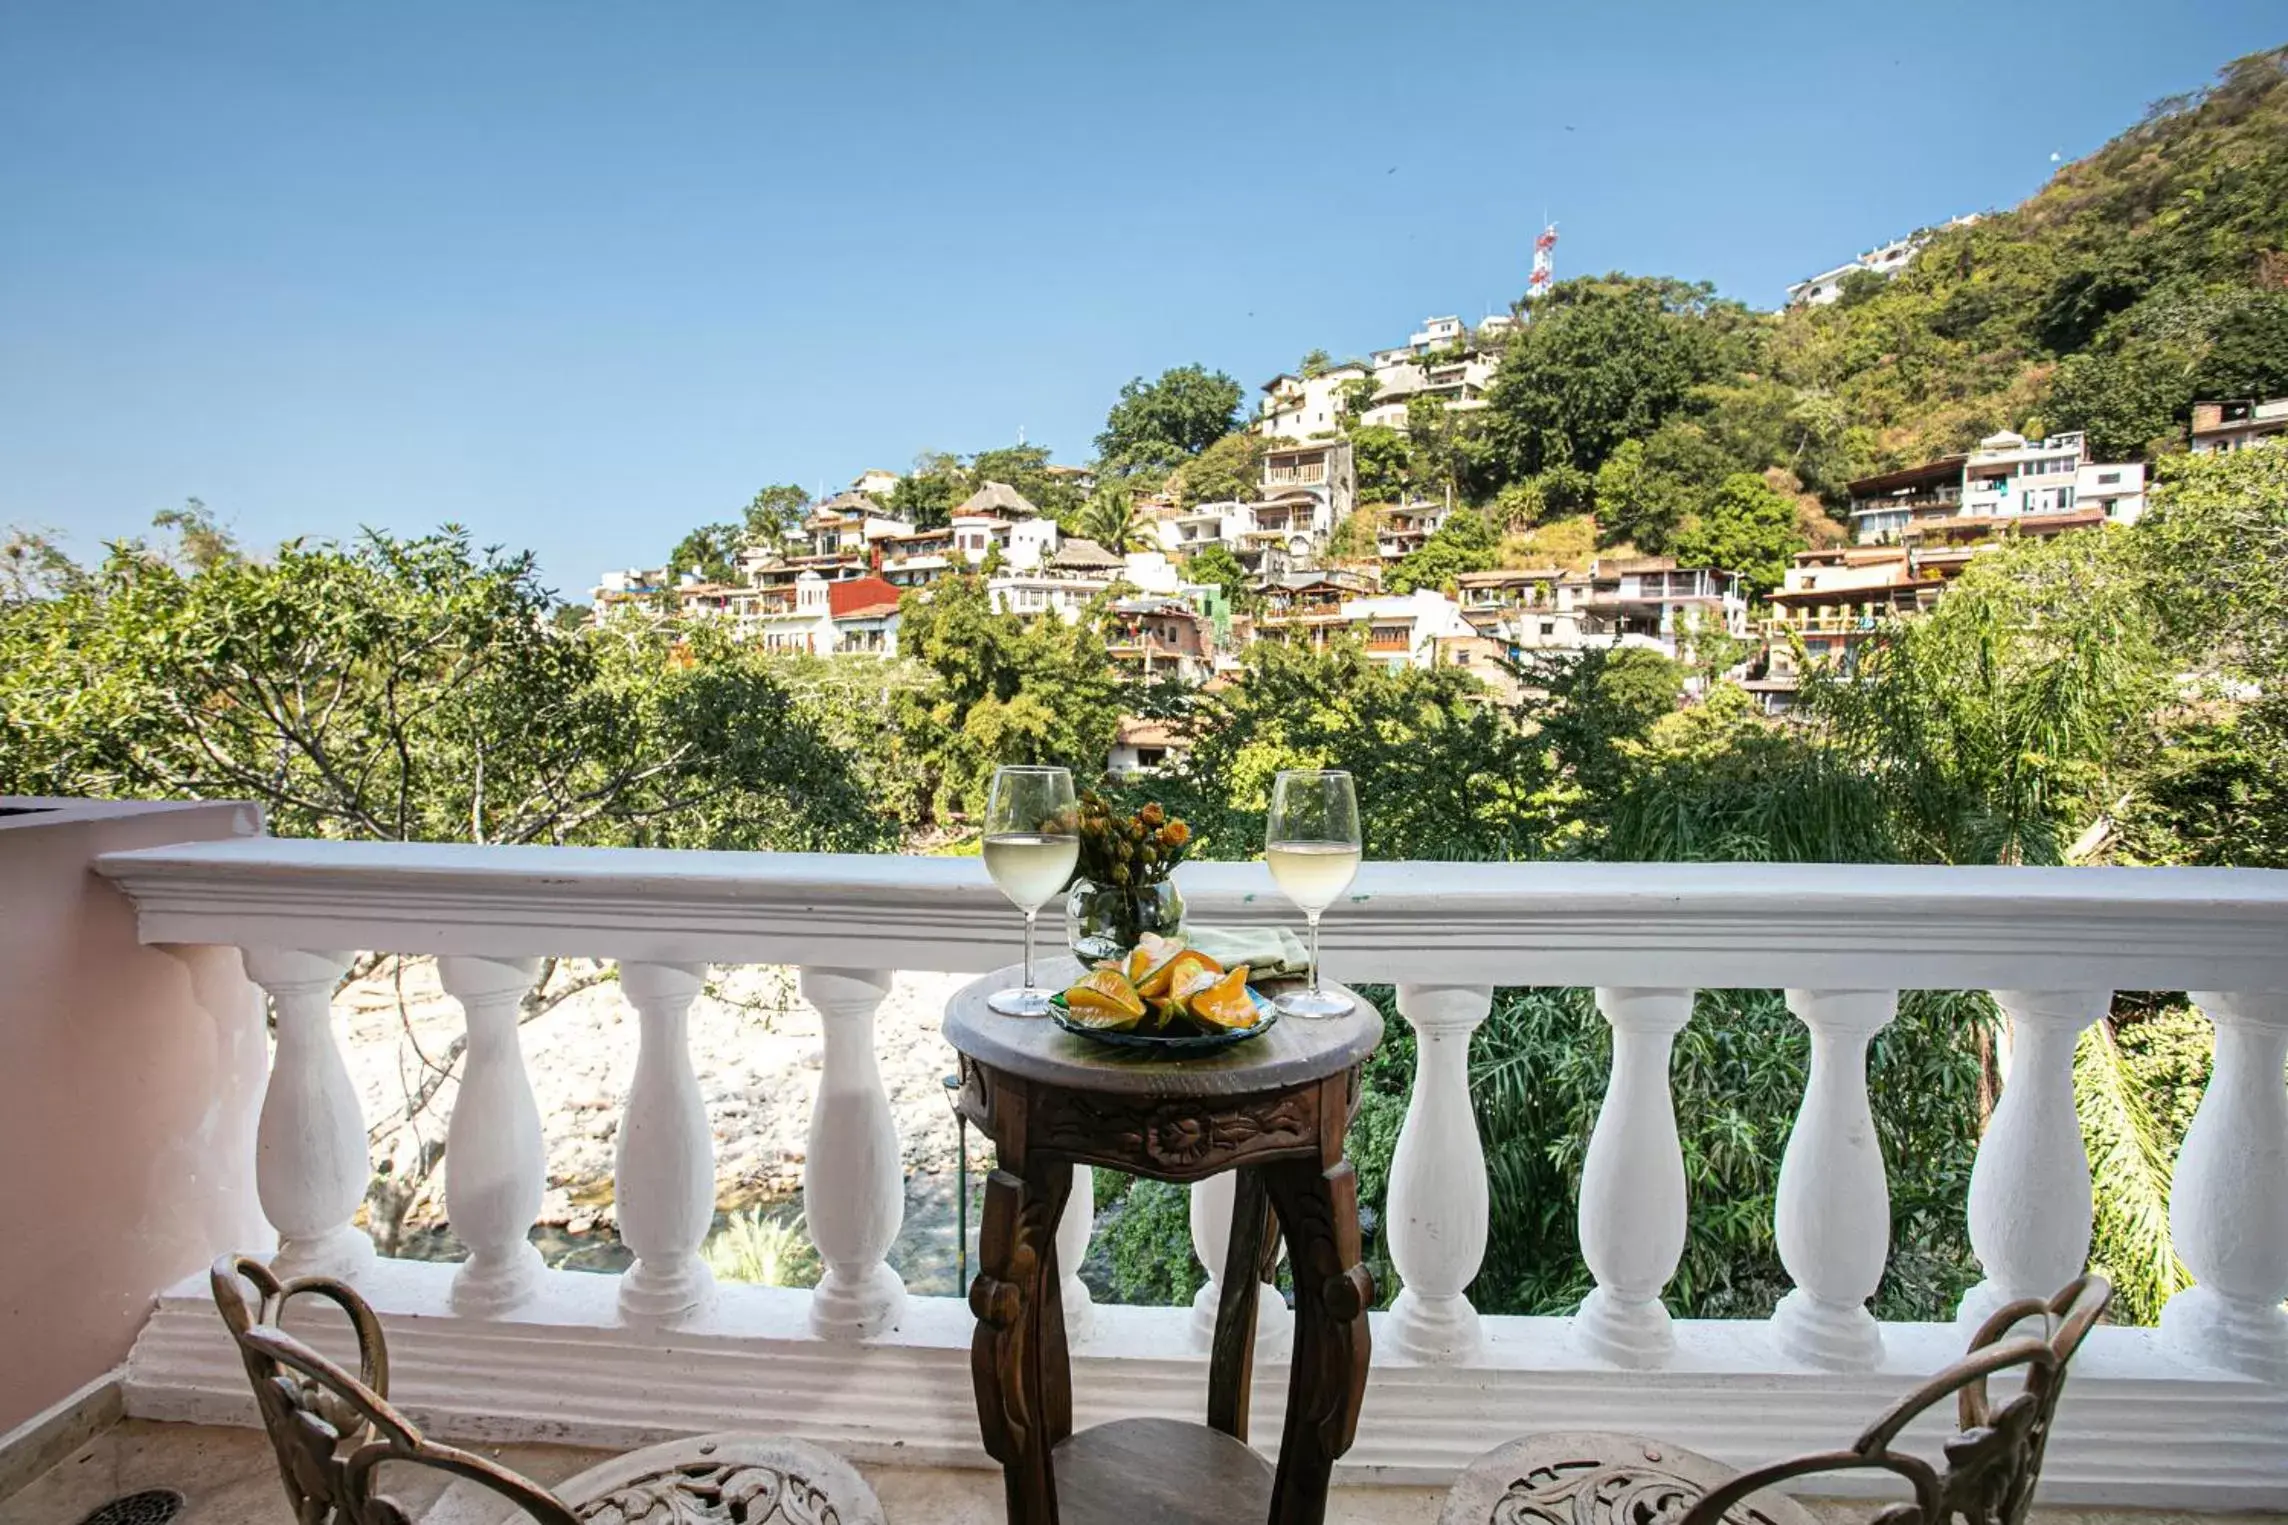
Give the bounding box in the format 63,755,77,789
1101,1177,1204,1306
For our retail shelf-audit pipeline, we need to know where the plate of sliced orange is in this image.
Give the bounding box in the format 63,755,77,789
1048,934,1279,1053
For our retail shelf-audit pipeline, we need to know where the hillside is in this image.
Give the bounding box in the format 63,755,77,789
1772,45,2288,466
1352,45,2288,594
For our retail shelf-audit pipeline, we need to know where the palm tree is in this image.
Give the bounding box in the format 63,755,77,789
1076,484,1156,554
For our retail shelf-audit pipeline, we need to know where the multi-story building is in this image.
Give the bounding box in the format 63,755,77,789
590,566,672,622
1108,716,1187,777
1846,433,2145,548
1104,597,1215,685
741,572,906,657
797,496,912,558
1257,364,1368,441
1786,216,1978,307
1254,583,1469,669
986,571,1114,623
1257,317,1508,440
2190,397,2288,454
1160,501,1250,557
1376,501,1449,561
1958,429,2146,527
1453,568,1583,651
850,468,902,498
1763,547,1947,682
1247,440,1355,568
1569,558,1751,650
1845,457,1966,545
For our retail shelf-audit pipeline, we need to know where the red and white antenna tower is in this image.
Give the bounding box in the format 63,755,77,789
1527,222,1558,300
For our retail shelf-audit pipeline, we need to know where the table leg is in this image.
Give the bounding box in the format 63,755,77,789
1207,1166,1278,1441
969,1160,1074,1525
1263,1156,1373,1525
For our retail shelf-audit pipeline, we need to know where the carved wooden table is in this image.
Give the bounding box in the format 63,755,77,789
945,959,1383,1525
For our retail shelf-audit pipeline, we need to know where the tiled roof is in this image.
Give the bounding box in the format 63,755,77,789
827,576,903,617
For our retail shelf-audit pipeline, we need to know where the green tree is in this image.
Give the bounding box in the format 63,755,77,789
1671,473,1801,599
1096,365,1245,476
0,517,889,853
886,452,971,529
1171,430,1266,508
1076,480,1155,553
969,443,1084,523
1486,274,1755,480
1146,638,1547,860
1386,508,1499,594
1299,348,1333,378
1805,530,2164,866
669,522,743,582
1335,375,1381,432
1181,543,1252,611
1,527,81,602
743,484,811,545
1349,424,1413,502
891,574,1121,819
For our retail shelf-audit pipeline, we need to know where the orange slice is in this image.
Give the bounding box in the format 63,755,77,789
1188,966,1259,1030
1144,947,1222,1001
1062,968,1146,1029
1123,933,1185,992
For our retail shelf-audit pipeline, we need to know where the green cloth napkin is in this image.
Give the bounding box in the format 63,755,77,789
1183,924,1310,977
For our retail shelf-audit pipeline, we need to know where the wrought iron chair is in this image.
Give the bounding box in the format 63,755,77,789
211,1253,885,1525
1437,1275,2112,1525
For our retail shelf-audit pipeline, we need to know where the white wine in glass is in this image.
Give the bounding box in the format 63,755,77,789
1266,769,1360,1017
983,765,1079,1017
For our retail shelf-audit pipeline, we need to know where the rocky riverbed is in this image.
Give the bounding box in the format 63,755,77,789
338,958,998,1296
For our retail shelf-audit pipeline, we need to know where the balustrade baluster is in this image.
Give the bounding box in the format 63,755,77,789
1386,983,1492,1362
801,968,907,1339
1190,1171,1290,1354
615,961,716,1321
1958,990,2105,1330
437,955,545,1315
242,947,374,1280
1057,1164,1096,1344
1575,987,1691,1367
1769,988,1894,1372
2162,990,2288,1381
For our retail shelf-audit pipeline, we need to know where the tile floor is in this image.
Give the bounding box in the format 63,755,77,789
3,1419,2278,1525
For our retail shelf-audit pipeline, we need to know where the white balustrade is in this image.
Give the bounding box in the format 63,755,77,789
436,955,545,1315
1385,983,1493,1363
800,967,908,1339
1057,1163,1095,1344
87,844,2288,1506
242,946,375,1280
1575,987,1692,1367
2163,990,2288,1381
1958,989,2106,1331
1769,988,1895,1372
1189,1170,1290,1354
614,960,717,1321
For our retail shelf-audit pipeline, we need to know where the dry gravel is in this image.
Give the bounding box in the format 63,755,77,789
336,957,982,1291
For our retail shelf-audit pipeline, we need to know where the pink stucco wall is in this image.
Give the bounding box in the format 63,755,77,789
0,798,269,1433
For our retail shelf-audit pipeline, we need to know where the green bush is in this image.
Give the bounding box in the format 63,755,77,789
1101,1177,1204,1306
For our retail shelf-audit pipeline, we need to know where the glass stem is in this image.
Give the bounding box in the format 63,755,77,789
1307,909,1323,996
1022,906,1038,992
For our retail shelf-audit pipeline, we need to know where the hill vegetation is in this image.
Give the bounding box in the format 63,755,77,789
6,45,2288,1334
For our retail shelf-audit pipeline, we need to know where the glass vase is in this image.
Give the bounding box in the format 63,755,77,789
1065,876,1185,964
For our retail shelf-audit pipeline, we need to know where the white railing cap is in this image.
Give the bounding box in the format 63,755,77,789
93,836,2288,988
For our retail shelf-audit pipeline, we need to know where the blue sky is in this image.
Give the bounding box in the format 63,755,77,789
4,1,2281,595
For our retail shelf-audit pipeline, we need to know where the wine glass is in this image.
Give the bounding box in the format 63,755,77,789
982,765,1079,1016
1266,769,1361,1017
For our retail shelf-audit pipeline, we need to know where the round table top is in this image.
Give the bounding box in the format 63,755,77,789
943,957,1384,1097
